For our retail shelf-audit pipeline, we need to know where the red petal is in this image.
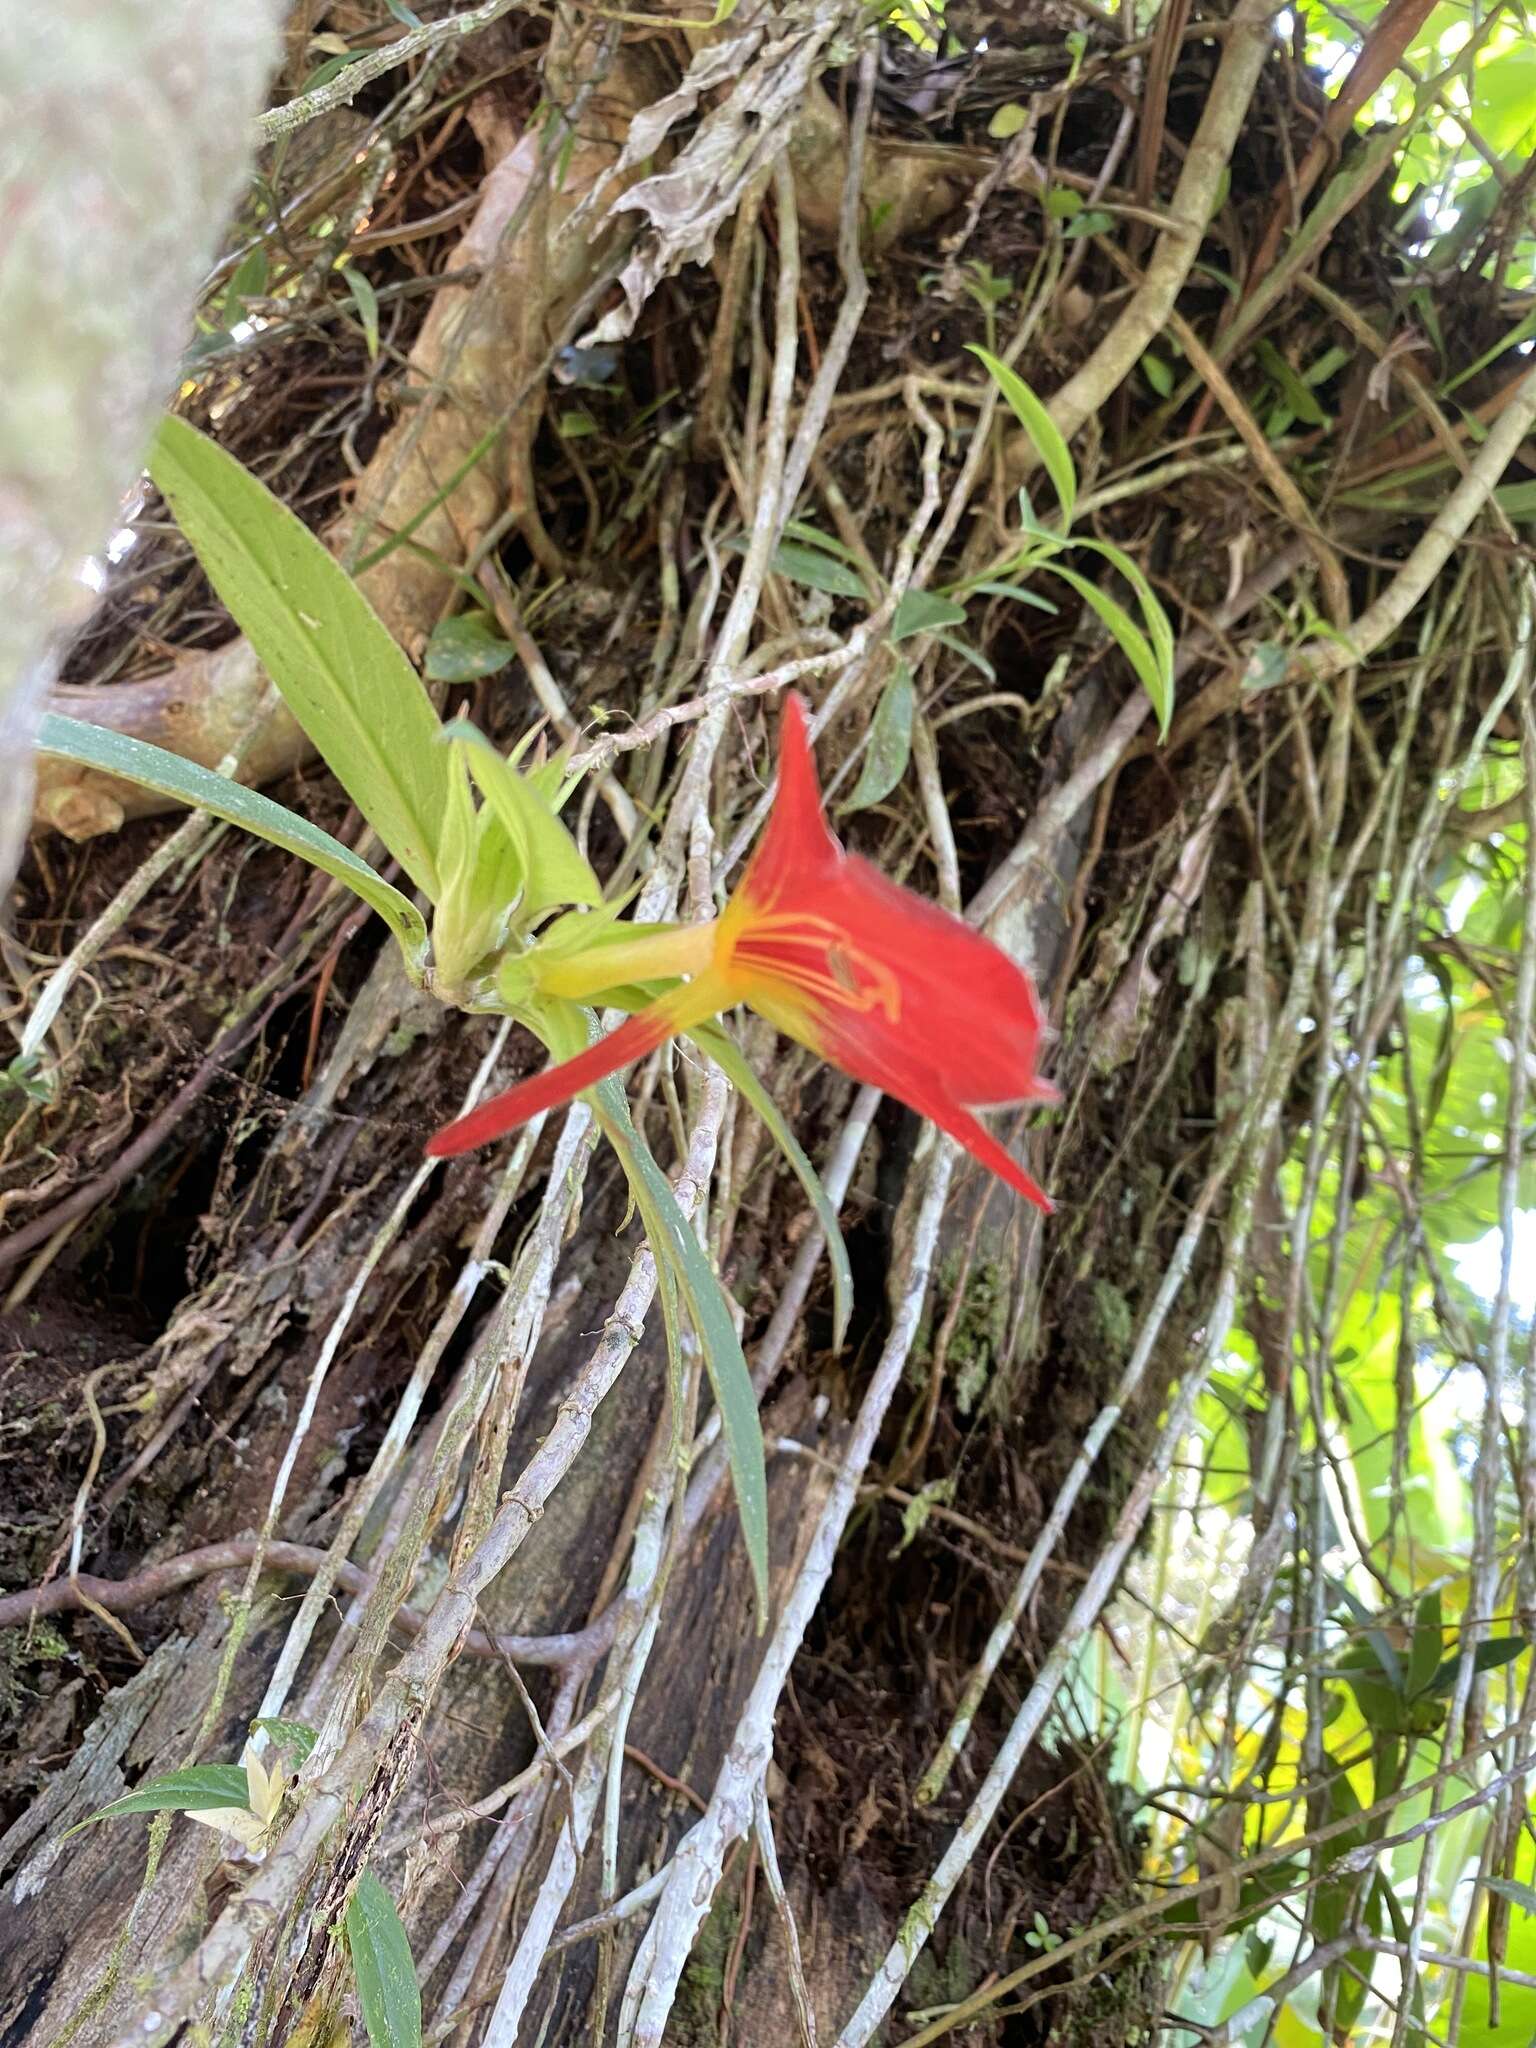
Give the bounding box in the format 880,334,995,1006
744,693,842,895
894,1066,1054,1214
426,1004,677,1158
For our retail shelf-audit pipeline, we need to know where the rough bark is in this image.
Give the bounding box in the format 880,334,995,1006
0,0,286,889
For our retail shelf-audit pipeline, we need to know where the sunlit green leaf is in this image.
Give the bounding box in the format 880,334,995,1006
70,1765,251,1835
149,414,450,898
250,1718,318,1765
969,344,1077,529
1043,562,1173,737
37,714,429,975
443,719,600,918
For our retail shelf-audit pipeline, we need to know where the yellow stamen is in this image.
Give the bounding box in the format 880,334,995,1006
728,911,901,1023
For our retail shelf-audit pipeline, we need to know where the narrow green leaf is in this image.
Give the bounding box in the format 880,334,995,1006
148,413,450,898
250,1717,317,1765
890,590,968,642
1141,352,1174,398
1485,1878,1536,1918
225,245,269,311
841,665,914,813
443,720,601,918
1044,563,1173,737
966,579,1061,615
593,1075,769,1620
71,1765,251,1834
691,1023,853,1350
934,631,996,682
969,345,1077,529
346,1870,422,2048
341,265,380,362
1074,536,1177,685
424,613,517,682
1426,1634,1527,1694
779,519,868,569
37,714,428,974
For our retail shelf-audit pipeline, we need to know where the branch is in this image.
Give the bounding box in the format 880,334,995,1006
256,0,523,141
0,1537,616,1670
1038,0,1279,450
1301,363,1536,680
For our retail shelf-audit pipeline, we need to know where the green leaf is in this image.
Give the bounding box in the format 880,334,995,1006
382,0,424,23
1073,536,1177,688
766,541,870,600
225,245,269,312
1062,209,1113,240
346,1870,422,2048
934,631,996,681
966,579,1061,615
988,101,1029,139
1042,563,1173,736
37,714,429,975
1240,642,1290,693
1255,339,1328,427
890,591,968,642
841,665,914,813
779,519,868,569
71,1765,251,1834
424,614,517,682
442,720,600,919
969,344,1077,529
593,1075,769,1620
1426,1634,1527,1694
1141,352,1174,398
148,413,450,899
1486,1879,1536,1919
250,1717,317,1765
341,265,380,362
1406,1588,1443,1698
298,51,371,94
691,1024,853,1351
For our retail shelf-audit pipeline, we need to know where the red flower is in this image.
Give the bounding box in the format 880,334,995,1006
427,695,1056,1209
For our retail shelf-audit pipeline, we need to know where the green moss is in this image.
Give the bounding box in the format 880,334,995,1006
671,1880,742,2045
1091,1279,1134,1354
930,1253,1009,1418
